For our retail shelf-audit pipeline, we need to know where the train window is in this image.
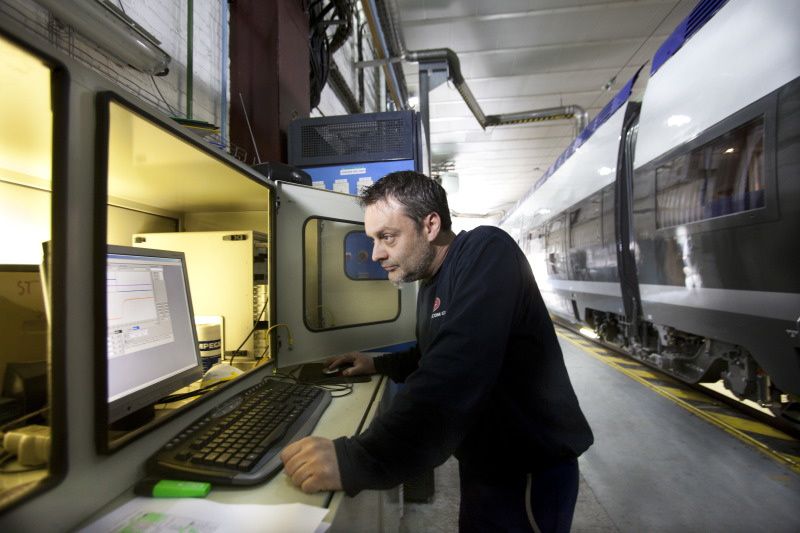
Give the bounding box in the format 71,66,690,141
655,118,765,228
569,194,602,250
545,216,567,279
602,185,615,246
0,35,61,509
303,217,400,331
568,194,602,280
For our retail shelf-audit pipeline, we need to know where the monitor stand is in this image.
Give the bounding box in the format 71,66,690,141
109,404,155,432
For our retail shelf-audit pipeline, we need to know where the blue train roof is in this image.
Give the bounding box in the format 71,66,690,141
650,0,729,76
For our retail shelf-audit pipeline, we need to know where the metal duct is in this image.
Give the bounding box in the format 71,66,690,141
405,48,587,132
378,0,587,131
405,48,487,127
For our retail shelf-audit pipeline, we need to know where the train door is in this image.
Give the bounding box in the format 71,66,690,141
615,101,643,327
274,182,416,368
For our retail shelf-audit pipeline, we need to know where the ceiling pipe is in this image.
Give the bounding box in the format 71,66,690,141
405,48,487,126
378,0,587,132
363,0,408,109
373,0,409,109
405,49,587,131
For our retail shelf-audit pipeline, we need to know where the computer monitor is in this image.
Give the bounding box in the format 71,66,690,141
106,245,203,428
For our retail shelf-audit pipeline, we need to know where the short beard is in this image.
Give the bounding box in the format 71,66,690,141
394,243,436,286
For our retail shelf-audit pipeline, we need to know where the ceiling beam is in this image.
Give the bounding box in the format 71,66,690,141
400,0,678,26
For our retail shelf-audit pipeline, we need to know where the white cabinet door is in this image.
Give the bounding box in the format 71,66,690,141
274,182,415,368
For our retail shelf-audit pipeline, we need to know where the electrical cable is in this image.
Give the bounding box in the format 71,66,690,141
227,300,268,366
156,380,227,404
255,323,294,363
150,75,179,116
307,0,353,109
261,369,354,398
587,0,684,111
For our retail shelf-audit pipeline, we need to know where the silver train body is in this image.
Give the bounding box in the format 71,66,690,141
500,0,800,424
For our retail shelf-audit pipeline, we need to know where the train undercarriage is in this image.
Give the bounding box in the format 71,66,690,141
581,309,800,431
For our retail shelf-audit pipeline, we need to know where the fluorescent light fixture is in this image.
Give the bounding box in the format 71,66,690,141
536,208,551,216
34,0,171,75
666,114,691,127
579,327,599,340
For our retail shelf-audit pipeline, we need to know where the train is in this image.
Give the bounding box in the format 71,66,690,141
499,0,800,427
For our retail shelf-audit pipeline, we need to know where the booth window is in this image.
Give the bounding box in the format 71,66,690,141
101,95,271,451
0,35,60,508
304,218,400,331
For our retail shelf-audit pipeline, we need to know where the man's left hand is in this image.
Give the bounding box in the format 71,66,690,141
280,436,343,493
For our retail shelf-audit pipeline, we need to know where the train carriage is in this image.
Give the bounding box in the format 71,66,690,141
500,0,800,426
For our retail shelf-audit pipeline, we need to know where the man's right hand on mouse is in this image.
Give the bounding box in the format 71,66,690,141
324,352,376,376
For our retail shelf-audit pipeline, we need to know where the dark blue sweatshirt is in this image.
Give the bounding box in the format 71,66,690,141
334,226,593,494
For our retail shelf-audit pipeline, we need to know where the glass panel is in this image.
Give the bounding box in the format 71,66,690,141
602,185,615,247
597,185,619,282
569,193,602,281
104,98,271,449
656,118,765,228
545,216,567,279
343,231,388,280
569,195,602,250
304,218,399,330
0,36,54,504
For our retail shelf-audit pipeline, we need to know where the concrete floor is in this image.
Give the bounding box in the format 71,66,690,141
399,335,800,532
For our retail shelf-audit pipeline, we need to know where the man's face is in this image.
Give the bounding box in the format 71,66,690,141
364,197,436,284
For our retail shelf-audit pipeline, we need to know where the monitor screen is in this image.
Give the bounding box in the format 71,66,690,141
106,245,203,427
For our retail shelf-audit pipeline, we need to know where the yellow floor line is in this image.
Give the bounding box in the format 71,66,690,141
600,356,631,364
711,413,795,440
583,345,635,364
626,368,660,379
658,387,713,402
558,332,800,475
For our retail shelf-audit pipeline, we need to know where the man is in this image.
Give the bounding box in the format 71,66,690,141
281,171,593,532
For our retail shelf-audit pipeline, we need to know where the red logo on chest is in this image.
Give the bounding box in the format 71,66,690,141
432,297,441,313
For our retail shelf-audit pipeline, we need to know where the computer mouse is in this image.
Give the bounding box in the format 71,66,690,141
322,362,354,375
201,363,243,387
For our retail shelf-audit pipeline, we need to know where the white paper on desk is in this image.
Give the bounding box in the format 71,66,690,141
78,497,329,533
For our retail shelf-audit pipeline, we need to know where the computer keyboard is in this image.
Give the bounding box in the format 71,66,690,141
146,378,331,485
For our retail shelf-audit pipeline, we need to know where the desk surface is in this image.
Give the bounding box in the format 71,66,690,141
82,373,387,529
